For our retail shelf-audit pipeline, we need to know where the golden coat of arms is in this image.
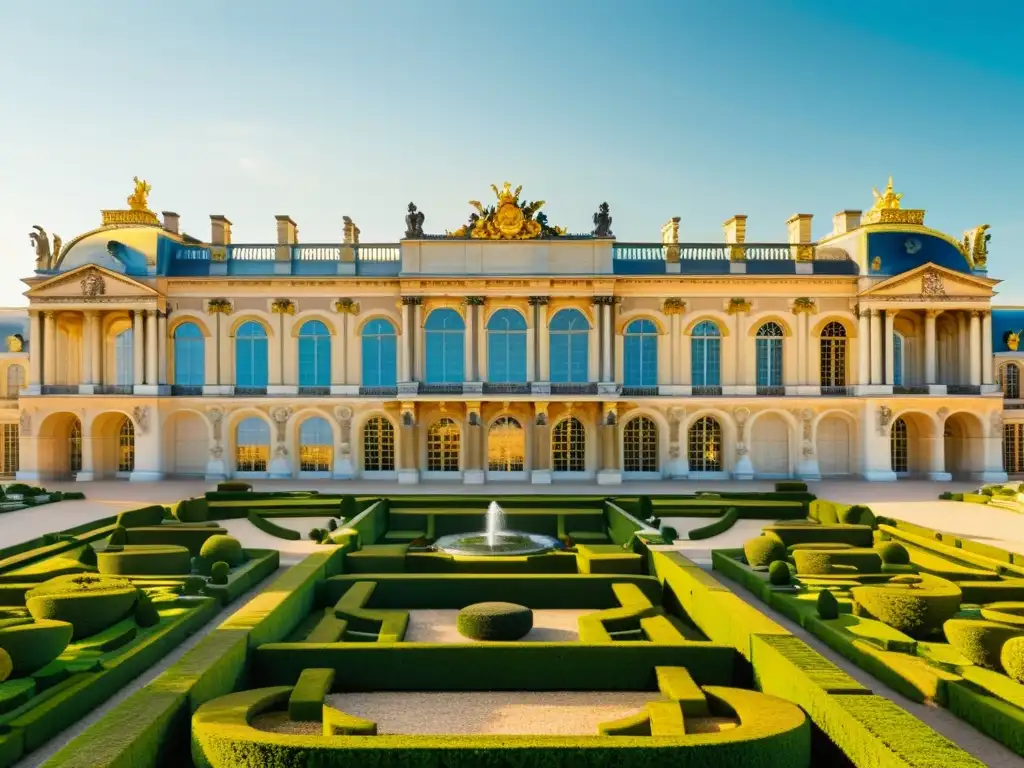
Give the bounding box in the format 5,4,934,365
449,182,566,240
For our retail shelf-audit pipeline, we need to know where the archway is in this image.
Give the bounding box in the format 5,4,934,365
751,413,790,477
298,416,333,476
944,412,985,478
426,418,461,473
361,415,396,474
816,414,853,476
37,412,82,479
623,416,658,474
487,416,525,477
890,412,933,477
163,411,209,477
92,412,134,479
688,416,722,473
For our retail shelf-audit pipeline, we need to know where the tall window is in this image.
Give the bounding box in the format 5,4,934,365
118,418,135,473
361,319,397,387
624,416,658,472
1002,363,1021,399
688,416,721,472
236,417,270,472
549,309,590,383
5,366,25,398
1004,423,1024,473
893,332,905,386
69,418,82,474
1,424,17,475
552,417,586,472
298,320,331,387
173,323,205,386
755,322,784,387
362,416,395,472
488,416,525,472
299,417,332,472
235,322,269,389
115,329,133,386
424,309,465,384
427,418,460,472
624,319,658,387
820,322,847,387
691,321,722,387
891,417,908,473
486,309,527,383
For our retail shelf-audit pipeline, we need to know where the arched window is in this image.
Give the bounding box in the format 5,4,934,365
361,319,397,388
691,321,721,387
549,309,590,383
624,416,658,473
235,322,269,389
486,309,527,383
69,418,82,474
118,418,135,473
115,329,133,386
1001,363,1020,399
624,319,658,387
297,320,331,388
820,321,847,387
362,416,395,472
891,417,908,473
893,332,905,386
427,417,460,472
755,322,784,388
488,416,524,472
552,417,586,472
424,309,465,384
2,424,19,475
236,417,270,472
299,417,332,472
173,323,205,387
688,416,721,472
1004,423,1024,473
5,365,25,398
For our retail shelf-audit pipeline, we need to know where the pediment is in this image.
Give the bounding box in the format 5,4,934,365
25,265,157,301
859,263,997,300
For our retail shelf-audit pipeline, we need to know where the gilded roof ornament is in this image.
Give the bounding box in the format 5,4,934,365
101,176,160,227
127,177,153,212
862,176,925,225
447,182,566,240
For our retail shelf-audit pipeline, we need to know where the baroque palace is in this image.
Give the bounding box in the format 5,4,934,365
3,177,1023,485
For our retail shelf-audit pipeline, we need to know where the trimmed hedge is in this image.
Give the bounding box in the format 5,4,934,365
0,620,72,676
200,536,245,567
762,524,873,548
851,575,962,639
456,602,533,641
25,575,138,640
792,548,883,576
115,506,166,529
1002,636,1024,683
688,508,738,541
288,668,334,721
944,619,1023,670
96,545,192,576
125,526,227,556
878,542,910,565
743,535,787,567
768,561,791,586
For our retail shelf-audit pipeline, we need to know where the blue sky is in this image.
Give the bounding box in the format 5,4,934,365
0,0,1021,305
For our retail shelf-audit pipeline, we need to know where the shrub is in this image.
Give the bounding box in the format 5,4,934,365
639,496,654,522
108,525,128,547
792,548,882,575
839,504,875,527
181,576,206,596
97,545,192,576
309,528,327,542
0,648,11,683
939,492,953,500
217,481,252,492
456,602,533,641
980,602,1024,628
134,590,160,628
25,574,139,639
851,575,962,638
768,560,791,586
62,491,86,500
210,561,229,585
878,542,910,565
75,544,98,567
659,525,678,543
817,589,840,620
1001,636,1024,683
775,481,808,492
198,534,245,567
981,486,995,497
743,534,787,567
328,518,338,532
0,619,73,675
944,619,1023,670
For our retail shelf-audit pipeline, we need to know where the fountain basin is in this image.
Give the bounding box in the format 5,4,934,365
433,531,560,558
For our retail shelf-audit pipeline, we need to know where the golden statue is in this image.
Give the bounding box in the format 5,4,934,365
962,224,991,270
449,182,565,240
1008,331,1021,352
127,177,152,212
869,176,902,212
5,335,22,353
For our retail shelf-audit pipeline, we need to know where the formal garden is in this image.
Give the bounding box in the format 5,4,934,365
0,483,981,767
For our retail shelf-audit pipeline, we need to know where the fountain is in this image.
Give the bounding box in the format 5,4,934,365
433,501,560,557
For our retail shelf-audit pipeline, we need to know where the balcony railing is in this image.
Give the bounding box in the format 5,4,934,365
482,383,531,395
41,385,80,395
297,386,331,396
359,386,398,397
234,387,268,396
947,385,982,395
169,243,401,277
419,383,464,395
893,386,929,395
170,385,203,396
756,386,787,397
620,386,659,397
820,386,855,396
691,385,723,396
611,242,858,275
550,383,599,395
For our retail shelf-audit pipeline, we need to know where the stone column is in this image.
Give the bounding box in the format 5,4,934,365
90,313,102,386
81,311,95,386
213,313,222,387
869,310,882,385
464,300,479,382
670,313,681,385
531,402,551,484
28,311,42,387
399,298,414,382
733,309,746,387
537,298,550,383
957,312,968,384
132,310,145,386
42,311,57,386
969,310,982,386
413,300,424,382
982,311,994,385
928,431,951,481
145,309,158,385
398,403,419,484
796,309,807,386
338,311,348,387
601,300,613,381
857,308,870,386
157,310,168,385
526,301,537,382
464,402,484,485
885,311,896,385
924,310,937,385
597,404,621,485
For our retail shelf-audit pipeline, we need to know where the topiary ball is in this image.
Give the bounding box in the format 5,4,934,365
743,535,787,567
199,535,244,567
134,590,160,628
839,504,874,526
817,589,840,620
0,619,73,676
25,575,138,640
0,648,12,683
210,561,229,585
878,542,910,565
768,560,791,586
108,526,128,547
660,526,677,543
456,602,533,641
181,576,206,596
1001,636,1024,683
327,518,338,532
851,575,961,639
944,619,1023,670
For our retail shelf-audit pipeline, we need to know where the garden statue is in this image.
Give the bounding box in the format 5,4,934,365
592,202,613,237
404,203,425,238
29,226,60,271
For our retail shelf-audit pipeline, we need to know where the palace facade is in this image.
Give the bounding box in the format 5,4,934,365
5,178,1022,484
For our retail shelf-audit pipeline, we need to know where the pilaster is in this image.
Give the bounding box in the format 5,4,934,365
596,403,621,485
531,402,551,484
463,401,484,485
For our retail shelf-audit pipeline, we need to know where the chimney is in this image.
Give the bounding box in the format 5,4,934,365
343,216,360,245
723,215,747,244
162,211,180,235
210,215,232,246
832,210,862,236
786,213,813,244
275,215,298,245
